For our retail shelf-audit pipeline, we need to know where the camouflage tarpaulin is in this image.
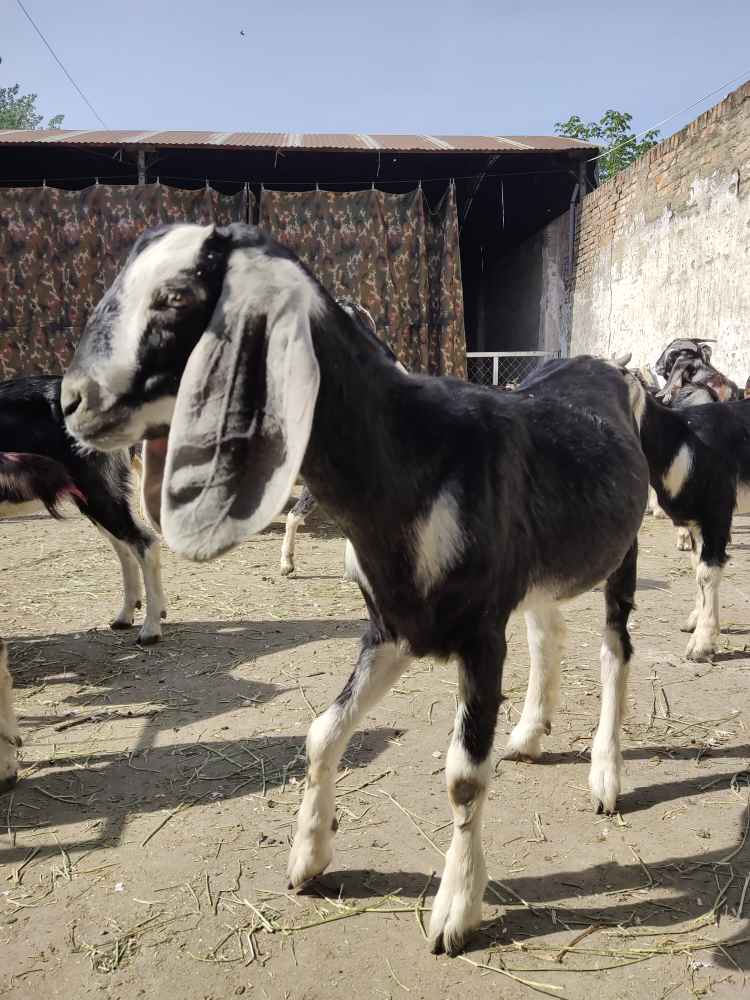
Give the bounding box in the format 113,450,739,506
260,185,466,377
0,183,249,378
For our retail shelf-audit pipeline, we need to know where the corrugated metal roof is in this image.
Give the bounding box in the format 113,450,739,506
0,129,595,153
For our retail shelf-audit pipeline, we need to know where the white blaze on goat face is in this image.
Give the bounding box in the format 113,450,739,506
662,443,693,498
413,488,465,595
96,225,212,396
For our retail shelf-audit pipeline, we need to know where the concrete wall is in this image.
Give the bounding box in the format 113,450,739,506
570,80,750,384
477,211,569,353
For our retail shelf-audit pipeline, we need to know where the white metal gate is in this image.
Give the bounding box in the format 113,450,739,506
466,351,559,388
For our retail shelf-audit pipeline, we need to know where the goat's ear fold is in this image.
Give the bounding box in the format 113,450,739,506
160,290,320,561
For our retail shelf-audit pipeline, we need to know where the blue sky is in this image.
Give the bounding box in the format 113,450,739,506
4,0,750,139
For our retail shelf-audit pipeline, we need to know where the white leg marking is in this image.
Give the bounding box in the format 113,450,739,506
342,539,372,592
681,528,703,633
647,486,667,519
135,541,167,644
589,626,629,813
504,600,564,761
429,717,490,956
662,443,693,499
0,641,20,788
280,511,302,576
675,526,693,551
101,530,144,629
413,489,464,595
686,562,722,661
288,641,410,888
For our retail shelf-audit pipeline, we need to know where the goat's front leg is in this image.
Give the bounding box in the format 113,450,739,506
133,539,167,645
280,488,316,576
590,540,637,814
0,640,20,793
685,524,727,662
503,599,564,761
429,634,504,957
287,633,410,888
99,528,144,629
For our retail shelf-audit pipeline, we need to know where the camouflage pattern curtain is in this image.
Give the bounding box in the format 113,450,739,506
260,185,466,377
0,184,249,379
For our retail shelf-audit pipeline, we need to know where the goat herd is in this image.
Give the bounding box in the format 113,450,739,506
1,222,749,958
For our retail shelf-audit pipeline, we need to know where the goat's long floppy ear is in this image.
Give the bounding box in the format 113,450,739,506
160,287,320,561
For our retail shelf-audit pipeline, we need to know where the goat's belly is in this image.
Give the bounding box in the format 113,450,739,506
0,499,47,518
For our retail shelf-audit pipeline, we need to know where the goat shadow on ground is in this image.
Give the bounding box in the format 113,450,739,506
3,616,372,852
0,725,399,863
310,770,750,969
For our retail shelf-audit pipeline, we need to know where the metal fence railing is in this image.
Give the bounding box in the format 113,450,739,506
466,351,560,388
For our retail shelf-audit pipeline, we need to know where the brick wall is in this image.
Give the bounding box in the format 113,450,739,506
570,79,750,383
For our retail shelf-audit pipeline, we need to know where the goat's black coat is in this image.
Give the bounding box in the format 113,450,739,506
0,376,150,555
0,451,79,517
300,311,648,661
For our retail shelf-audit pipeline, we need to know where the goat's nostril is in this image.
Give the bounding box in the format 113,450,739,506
62,391,83,418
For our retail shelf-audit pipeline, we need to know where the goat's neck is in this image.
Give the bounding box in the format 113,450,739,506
300,315,408,536
640,395,687,471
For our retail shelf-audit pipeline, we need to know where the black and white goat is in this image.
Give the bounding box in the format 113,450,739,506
622,367,750,661
637,346,740,548
0,377,167,644
60,223,649,956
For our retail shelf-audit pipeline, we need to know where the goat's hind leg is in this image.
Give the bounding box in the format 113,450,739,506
280,487,316,576
86,494,167,645
0,639,20,792
288,625,410,888
429,633,505,957
685,521,728,662
503,598,564,761
590,540,637,814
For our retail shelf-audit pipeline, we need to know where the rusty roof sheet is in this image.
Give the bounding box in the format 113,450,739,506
0,129,595,153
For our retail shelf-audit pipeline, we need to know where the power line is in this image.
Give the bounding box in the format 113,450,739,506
15,0,109,129
588,67,750,164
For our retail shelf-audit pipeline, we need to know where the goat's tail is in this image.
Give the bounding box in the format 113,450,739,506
0,452,87,518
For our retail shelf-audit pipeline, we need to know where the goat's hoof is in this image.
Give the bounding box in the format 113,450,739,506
137,629,162,647
502,725,543,762
110,618,134,630
685,635,717,662
160,610,167,620
279,559,295,577
428,896,482,957
589,758,621,815
287,836,333,889
0,736,19,794
501,749,539,763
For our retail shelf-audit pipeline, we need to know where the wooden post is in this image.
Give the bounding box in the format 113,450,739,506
137,150,146,185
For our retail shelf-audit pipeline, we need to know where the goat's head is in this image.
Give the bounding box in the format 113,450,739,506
656,354,737,405
654,338,714,378
62,223,326,560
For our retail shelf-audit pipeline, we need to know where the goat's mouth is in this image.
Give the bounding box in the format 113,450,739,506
69,396,177,454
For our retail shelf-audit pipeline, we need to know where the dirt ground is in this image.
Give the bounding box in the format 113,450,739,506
1,498,750,1000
